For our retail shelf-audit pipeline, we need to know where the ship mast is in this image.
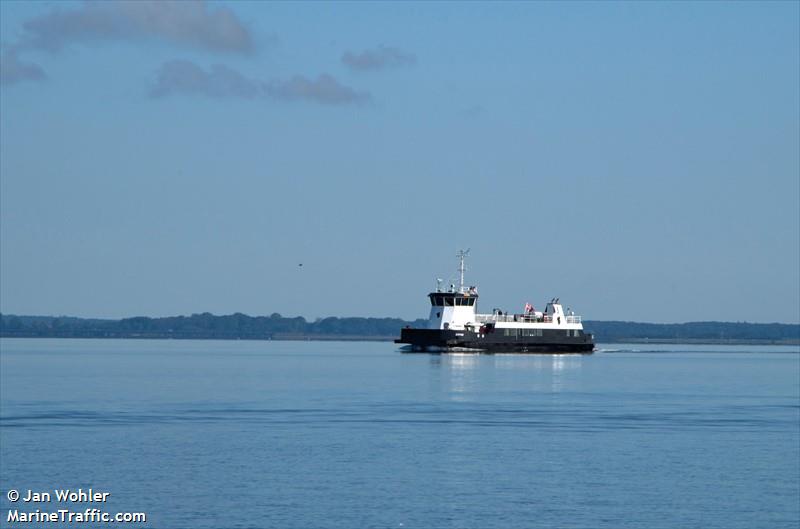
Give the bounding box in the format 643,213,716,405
457,249,470,292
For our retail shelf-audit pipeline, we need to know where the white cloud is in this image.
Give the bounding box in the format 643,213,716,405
20,0,253,54
0,48,46,85
150,60,370,105
341,46,416,72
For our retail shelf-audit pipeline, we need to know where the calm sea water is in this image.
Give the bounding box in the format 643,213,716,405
1,339,798,529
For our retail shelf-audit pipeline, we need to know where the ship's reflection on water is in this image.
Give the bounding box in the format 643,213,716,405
427,353,479,400
427,352,584,399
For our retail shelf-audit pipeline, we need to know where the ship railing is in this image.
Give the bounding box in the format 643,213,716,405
475,314,582,324
476,314,511,323
475,314,553,323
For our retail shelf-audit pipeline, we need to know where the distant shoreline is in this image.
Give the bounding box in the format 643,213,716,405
2,313,798,346
0,332,797,347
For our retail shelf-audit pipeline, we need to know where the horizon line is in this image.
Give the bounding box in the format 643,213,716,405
1,312,798,327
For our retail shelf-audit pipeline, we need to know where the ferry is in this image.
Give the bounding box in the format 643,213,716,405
396,251,594,353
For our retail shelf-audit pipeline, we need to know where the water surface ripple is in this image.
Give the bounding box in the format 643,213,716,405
1,339,798,529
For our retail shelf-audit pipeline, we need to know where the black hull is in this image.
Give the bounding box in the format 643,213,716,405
395,328,594,354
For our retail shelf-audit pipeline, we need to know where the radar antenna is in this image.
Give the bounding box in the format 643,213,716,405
456,249,470,292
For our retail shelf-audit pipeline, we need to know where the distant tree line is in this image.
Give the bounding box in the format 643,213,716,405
585,320,799,344
0,313,797,344
0,313,428,340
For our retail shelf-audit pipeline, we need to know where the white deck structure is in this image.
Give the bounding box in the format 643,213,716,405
427,250,585,334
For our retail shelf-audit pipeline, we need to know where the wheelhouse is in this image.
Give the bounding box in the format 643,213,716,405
428,293,477,307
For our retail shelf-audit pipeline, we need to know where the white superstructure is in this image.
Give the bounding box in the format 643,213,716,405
426,250,585,335
397,250,595,353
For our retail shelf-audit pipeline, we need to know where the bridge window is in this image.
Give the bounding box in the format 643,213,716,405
430,296,446,306
456,297,474,306
431,295,474,307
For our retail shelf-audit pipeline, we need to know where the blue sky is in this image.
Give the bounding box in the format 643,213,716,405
1,1,798,324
